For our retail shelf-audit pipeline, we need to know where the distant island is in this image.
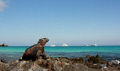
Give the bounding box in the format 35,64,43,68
0,43,8,47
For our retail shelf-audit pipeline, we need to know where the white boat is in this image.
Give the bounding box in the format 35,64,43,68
84,44,88,46
91,44,97,46
50,44,56,47
62,43,68,46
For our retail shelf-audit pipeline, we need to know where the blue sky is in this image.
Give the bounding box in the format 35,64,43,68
0,0,120,46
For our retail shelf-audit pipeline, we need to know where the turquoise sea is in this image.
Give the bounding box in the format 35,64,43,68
0,46,120,62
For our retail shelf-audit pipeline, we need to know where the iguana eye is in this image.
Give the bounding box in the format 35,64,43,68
41,39,43,41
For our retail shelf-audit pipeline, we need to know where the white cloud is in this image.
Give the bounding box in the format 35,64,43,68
0,0,7,12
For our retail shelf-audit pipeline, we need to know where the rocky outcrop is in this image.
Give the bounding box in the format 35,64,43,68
0,55,120,71
87,55,107,64
84,55,108,69
0,43,8,46
68,57,83,63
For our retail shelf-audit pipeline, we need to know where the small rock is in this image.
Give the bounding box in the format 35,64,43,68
61,62,67,67
58,57,70,63
79,57,83,63
43,60,48,68
86,55,91,58
70,57,83,63
10,60,19,64
50,57,55,59
39,56,43,59
1,59,7,63
56,58,60,61
111,60,120,64
96,54,100,58
101,59,107,64
35,59,44,66
62,63,98,71
44,55,49,59
118,66,120,70
101,64,107,68
19,57,22,61
0,61,9,71
88,56,100,64
107,62,113,66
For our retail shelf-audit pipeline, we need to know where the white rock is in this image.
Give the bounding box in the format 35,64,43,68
111,60,120,64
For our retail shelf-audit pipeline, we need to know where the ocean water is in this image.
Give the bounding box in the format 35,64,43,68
0,46,120,62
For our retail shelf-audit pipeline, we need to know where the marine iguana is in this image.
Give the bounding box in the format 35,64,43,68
21,38,49,61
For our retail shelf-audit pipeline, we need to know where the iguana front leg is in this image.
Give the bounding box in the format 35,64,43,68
42,49,45,55
36,50,42,59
